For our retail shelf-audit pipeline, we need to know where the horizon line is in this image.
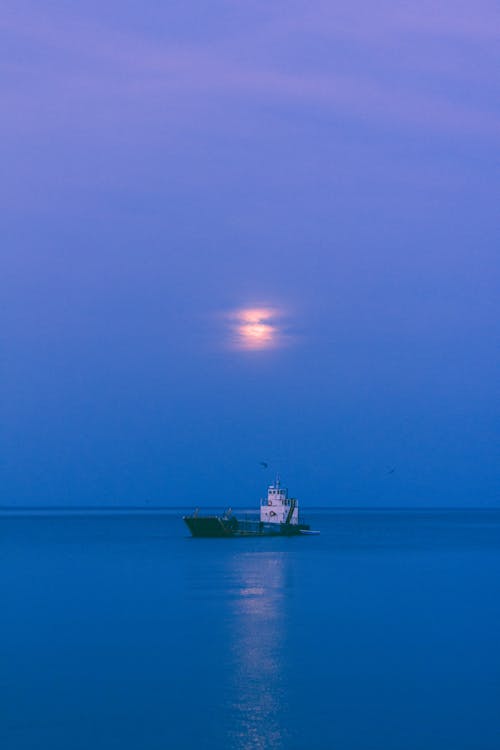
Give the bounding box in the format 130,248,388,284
1,505,499,513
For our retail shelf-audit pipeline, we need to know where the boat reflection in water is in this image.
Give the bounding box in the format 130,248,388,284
226,549,290,750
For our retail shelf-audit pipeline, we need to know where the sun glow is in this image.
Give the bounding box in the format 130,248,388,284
229,307,283,351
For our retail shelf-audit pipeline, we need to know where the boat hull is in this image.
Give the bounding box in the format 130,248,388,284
183,514,310,538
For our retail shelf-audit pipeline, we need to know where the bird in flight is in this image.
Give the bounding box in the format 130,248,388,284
259,461,269,469
388,467,396,474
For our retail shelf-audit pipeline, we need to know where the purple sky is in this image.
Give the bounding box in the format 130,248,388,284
2,1,499,506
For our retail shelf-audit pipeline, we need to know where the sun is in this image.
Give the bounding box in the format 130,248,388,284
229,307,281,351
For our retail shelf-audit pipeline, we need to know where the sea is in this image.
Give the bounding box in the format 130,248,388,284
1,508,499,750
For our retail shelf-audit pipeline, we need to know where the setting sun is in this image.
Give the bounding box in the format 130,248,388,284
228,307,283,350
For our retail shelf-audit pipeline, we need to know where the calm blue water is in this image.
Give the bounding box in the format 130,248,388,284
1,509,499,750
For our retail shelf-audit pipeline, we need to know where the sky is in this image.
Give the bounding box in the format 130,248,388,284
1,1,499,507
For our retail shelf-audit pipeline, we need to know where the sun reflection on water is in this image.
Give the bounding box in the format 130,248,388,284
227,552,289,750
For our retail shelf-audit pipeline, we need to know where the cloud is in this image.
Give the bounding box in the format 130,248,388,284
1,1,498,143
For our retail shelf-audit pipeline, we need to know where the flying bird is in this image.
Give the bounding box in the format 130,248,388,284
388,467,396,474
259,461,269,469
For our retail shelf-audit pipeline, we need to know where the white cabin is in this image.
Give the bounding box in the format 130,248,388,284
260,476,299,525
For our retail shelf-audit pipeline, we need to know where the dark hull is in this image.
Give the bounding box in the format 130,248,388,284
183,514,310,538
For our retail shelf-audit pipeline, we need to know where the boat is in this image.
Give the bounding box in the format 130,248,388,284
183,476,317,537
